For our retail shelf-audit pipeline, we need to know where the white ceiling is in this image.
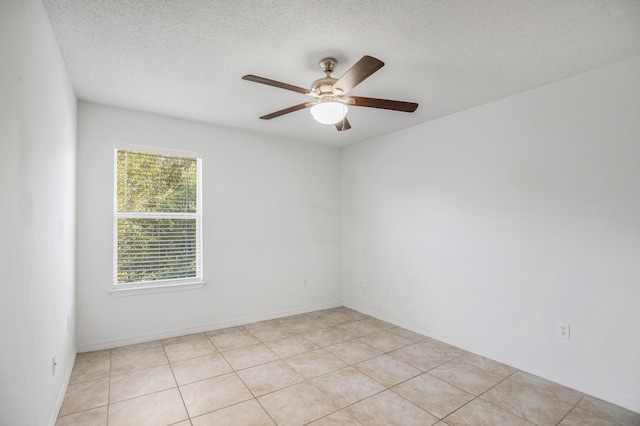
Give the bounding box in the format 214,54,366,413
43,0,640,147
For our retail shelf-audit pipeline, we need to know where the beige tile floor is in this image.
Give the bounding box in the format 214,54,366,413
56,307,640,426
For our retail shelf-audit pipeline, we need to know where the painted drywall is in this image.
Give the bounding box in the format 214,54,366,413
0,0,77,425
76,102,342,350
342,55,640,412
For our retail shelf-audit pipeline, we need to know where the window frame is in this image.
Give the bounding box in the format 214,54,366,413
110,144,205,296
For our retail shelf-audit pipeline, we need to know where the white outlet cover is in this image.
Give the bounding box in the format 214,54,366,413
557,322,570,339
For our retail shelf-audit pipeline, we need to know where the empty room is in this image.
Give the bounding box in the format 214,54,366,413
2,0,640,425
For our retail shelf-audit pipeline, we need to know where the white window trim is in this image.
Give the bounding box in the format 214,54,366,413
111,145,206,297
109,280,206,297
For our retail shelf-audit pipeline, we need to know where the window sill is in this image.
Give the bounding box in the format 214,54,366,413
109,280,207,297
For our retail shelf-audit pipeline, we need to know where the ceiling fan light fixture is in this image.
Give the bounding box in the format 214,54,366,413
243,55,417,131
310,100,348,125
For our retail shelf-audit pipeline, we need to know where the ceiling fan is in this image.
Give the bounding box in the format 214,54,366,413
242,55,419,131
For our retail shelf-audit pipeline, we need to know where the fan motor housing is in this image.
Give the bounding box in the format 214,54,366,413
311,77,338,95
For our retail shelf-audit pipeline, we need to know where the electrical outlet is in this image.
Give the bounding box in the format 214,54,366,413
303,279,308,288
557,322,570,340
360,279,366,288
52,355,57,376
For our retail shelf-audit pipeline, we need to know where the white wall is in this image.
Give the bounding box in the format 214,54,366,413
0,0,77,425
76,102,342,350
343,55,640,412
5,1,635,418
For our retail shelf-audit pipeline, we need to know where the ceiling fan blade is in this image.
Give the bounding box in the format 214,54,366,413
335,117,351,131
259,102,313,120
347,96,418,112
333,55,385,94
242,75,310,95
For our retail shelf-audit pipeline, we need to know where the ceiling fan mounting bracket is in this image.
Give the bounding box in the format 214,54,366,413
319,57,337,75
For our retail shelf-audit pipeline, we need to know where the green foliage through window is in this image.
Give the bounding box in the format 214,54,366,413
117,150,197,213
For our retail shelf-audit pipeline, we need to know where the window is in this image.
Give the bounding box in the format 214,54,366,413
113,148,203,291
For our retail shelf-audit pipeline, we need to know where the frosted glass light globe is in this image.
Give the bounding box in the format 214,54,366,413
310,101,348,125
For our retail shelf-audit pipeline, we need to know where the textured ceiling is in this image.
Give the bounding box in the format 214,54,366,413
43,0,640,147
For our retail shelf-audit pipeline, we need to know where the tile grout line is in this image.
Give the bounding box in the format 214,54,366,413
218,315,390,424
224,327,278,422
471,369,535,425
554,394,585,426
162,341,191,424
415,353,483,421
481,369,586,425
300,336,442,423
56,352,113,423
421,358,527,424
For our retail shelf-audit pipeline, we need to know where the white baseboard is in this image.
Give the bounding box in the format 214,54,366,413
48,350,77,426
78,300,343,352
344,301,640,414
